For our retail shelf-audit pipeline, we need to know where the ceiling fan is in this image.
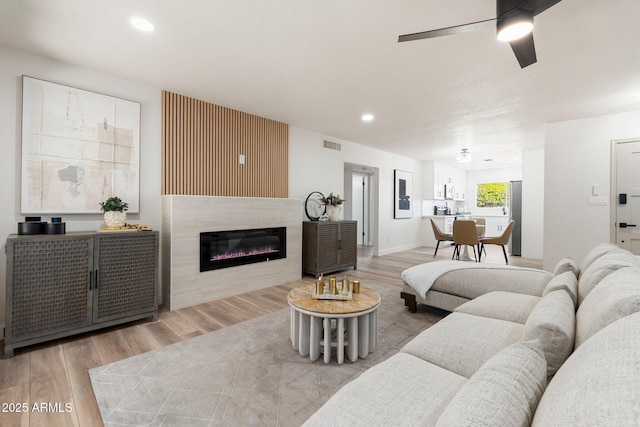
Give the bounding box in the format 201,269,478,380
398,0,562,68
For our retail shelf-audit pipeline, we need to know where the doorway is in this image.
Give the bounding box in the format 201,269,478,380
352,173,369,246
344,163,379,255
612,138,640,255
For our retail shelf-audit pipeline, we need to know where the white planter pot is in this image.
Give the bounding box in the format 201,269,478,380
104,211,127,228
325,205,342,221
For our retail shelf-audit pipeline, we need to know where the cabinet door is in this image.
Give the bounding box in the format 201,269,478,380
6,237,92,342
338,222,357,268
484,217,509,237
317,222,339,272
93,233,158,323
434,163,444,200
444,217,455,234
453,168,466,200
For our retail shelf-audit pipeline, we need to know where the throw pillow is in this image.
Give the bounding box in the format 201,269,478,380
575,267,640,348
524,290,575,377
542,271,578,309
577,249,640,304
553,257,579,277
578,243,619,273
435,340,547,427
533,312,640,427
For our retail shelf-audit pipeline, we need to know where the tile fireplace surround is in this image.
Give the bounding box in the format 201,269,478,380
162,196,302,310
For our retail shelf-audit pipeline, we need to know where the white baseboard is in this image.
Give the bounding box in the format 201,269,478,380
377,242,424,256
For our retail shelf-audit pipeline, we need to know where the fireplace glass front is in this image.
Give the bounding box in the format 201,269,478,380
200,227,286,272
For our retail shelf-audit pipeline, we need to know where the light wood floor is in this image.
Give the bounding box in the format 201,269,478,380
0,245,541,427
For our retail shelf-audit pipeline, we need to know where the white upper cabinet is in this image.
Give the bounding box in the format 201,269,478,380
452,167,466,201
423,162,466,201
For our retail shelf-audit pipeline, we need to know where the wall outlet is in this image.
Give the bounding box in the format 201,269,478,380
239,154,246,165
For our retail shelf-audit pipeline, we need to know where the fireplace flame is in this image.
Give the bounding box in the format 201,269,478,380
210,246,280,261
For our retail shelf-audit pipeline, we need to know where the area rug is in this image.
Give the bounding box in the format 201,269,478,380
89,283,442,426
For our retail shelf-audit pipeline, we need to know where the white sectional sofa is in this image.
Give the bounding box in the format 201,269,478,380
303,243,640,426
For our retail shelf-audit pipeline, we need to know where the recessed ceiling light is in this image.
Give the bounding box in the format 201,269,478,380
361,113,374,122
130,17,156,32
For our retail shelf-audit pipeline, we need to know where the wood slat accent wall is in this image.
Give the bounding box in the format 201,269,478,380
162,91,288,197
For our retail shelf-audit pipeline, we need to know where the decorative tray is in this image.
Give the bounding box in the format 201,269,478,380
312,291,353,301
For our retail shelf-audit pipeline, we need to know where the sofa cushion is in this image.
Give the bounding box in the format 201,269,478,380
577,249,640,304
553,257,579,277
575,267,640,348
401,312,523,378
436,340,547,427
303,353,466,427
542,271,578,309
532,312,640,427
454,291,540,324
578,243,620,273
432,268,552,299
523,290,575,377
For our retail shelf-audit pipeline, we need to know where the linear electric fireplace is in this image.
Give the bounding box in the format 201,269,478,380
200,227,286,272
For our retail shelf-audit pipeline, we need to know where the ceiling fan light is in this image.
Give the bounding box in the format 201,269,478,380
497,10,533,42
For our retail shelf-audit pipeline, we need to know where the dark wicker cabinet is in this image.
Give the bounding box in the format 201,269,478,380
4,231,158,358
302,221,357,277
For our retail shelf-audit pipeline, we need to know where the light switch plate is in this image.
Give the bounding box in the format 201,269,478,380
587,196,609,206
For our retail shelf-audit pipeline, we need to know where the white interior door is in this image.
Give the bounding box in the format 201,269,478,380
615,140,640,255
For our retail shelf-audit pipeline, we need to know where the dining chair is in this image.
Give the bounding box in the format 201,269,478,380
430,218,453,258
452,220,480,262
470,217,486,238
480,219,515,264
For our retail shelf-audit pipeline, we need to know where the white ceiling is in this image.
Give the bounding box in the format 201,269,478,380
1,0,640,170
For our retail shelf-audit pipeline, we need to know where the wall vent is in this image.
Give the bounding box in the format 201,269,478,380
323,140,341,151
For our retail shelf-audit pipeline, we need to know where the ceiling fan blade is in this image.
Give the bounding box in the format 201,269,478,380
521,0,562,16
509,32,537,68
398,18,495,42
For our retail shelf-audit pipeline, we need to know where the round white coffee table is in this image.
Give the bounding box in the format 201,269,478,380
287,284,380,364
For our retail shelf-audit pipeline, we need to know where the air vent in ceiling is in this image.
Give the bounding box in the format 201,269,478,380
323,140,341,151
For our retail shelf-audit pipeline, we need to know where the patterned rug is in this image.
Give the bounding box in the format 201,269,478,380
89,283,442,426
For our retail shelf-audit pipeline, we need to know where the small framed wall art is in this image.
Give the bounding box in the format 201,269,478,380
394,169,412,219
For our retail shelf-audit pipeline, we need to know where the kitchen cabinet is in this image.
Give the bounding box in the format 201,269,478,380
452,168,466,201
483,216,510,237
303,221,357,277
4,231,158,358
423,162,466,201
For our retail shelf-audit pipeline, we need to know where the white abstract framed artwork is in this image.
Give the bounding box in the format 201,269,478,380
21,76,140,214
394,169,412,219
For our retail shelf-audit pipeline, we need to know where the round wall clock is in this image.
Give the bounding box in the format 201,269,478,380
304,191,326,221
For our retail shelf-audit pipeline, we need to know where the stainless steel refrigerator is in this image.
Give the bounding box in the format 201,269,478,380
510,180,522,256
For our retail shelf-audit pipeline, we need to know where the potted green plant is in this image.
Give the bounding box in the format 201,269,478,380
320,192,346,221
99,196,129,228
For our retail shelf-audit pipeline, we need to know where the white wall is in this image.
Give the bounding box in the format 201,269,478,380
289,127,424,255
522,149,544,259
543,110,640,271
0,46,162,327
